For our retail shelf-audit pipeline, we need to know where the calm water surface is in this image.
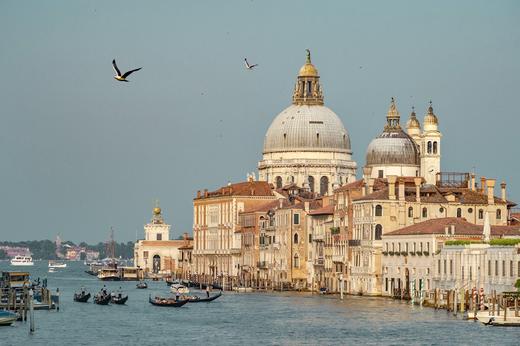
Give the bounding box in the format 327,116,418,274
1,261,519,345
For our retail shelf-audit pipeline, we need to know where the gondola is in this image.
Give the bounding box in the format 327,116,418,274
93,292,111,305
148,295,189,307
188,292,222,303
73,291,91,303
136,281,148,289
110,294,128,305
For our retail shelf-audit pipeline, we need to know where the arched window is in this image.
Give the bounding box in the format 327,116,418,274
456,208,462,218
293,233,299,244
478,209,484,219
408,207,414,218
375,224,383,240
320,176,329,196
275,176,282,189
433,141,438,154
316,133,320,144
496,209,502,220
152,255,161,273
422,207,428,218
427,141,432,154
375,205,383,217
293,254,300,268
290,176,295,183
308,176,315,193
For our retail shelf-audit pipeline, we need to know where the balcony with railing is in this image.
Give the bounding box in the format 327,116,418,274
332,254,345,263
257,261,269,269
348,239,361,247
314,257,325,266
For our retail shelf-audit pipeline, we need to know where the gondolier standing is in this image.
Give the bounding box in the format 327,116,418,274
206,286,210,298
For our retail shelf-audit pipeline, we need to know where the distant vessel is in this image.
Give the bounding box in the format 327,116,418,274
48,267,56,273
10,255,34,266
48,260,67,268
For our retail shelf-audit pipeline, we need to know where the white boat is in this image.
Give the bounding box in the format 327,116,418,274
170,284,190,294
0,310,18,326
48,267,56,273
48,260,67,268
10,255,34,266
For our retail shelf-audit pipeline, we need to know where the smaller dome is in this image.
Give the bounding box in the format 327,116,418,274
366,131,420,166
406,108,420,129
424,102,438,125
299,63,318,77
153,207,161,215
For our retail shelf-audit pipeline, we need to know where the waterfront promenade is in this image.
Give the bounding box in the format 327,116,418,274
1,261,519,345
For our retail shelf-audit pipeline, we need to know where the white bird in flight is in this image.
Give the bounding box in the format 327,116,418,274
244,58,258,70
112,59,142,82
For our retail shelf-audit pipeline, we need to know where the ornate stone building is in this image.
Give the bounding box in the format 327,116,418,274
192,180,276,279
366,98,442,185
258,50,357,195
134,204,193,276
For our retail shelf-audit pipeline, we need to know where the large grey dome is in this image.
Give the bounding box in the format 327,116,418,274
366,130,420,166
263,104,351,154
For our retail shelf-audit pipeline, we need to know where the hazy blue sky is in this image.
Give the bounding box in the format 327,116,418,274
1,1,519,243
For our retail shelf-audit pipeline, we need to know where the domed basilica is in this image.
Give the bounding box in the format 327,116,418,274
258,50,357,195
258,50,442,194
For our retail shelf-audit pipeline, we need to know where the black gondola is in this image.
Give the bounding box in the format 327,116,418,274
73,291,91,303
94,291,111,305
188,292,222,303
148,295,189,307
136,281,148,289
111,293,128,305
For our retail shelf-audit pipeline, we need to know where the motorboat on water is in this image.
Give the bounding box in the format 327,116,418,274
10,256,34,266
136,281,148,289
170,284,189,294
0,310,18,326
48,260,67,268
48,267,56,273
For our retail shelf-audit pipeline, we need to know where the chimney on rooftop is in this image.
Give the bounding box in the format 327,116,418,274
204,189,208,197
470,173,476,191
183,232,188,241
501,182,507,202
414,177,422,203
388,176,397,200
398,178,405,201
486,179,496,205
363,166,372,181
480,177,486,193
304,201,310,212
197,190,201,198
368,178,375,195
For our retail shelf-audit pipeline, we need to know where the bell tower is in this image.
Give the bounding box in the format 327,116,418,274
420,101,442,184
144,200,171,241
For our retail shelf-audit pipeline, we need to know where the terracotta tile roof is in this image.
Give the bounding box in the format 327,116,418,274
385,217,520,237
308,204,334,215
196,181,273,199
242,199,282,213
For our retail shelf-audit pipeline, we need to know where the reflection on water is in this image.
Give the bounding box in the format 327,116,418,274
0,261,518,345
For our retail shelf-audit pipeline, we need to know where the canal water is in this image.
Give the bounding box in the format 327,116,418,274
1,261,519,345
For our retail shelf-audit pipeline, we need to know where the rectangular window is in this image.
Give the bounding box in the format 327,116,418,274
427,242,430,252
510,261,514,277
450,260,453,275
309,234,312,243
378,170,384,178
444,260,447,274
438,259,441,274
385,278,388,292
461,266,464,280
488,260,491,276
495,261,498,276
502,260,506,277
469,266,472,281
293,213,300,225
156,233,162,241
143,251,148,259
405,243,408,252
420,242,423,252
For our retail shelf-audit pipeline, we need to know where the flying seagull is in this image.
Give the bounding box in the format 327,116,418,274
112,59,142,82
244,58,258,70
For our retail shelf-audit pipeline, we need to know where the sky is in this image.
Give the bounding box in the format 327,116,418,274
0,0,519,243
